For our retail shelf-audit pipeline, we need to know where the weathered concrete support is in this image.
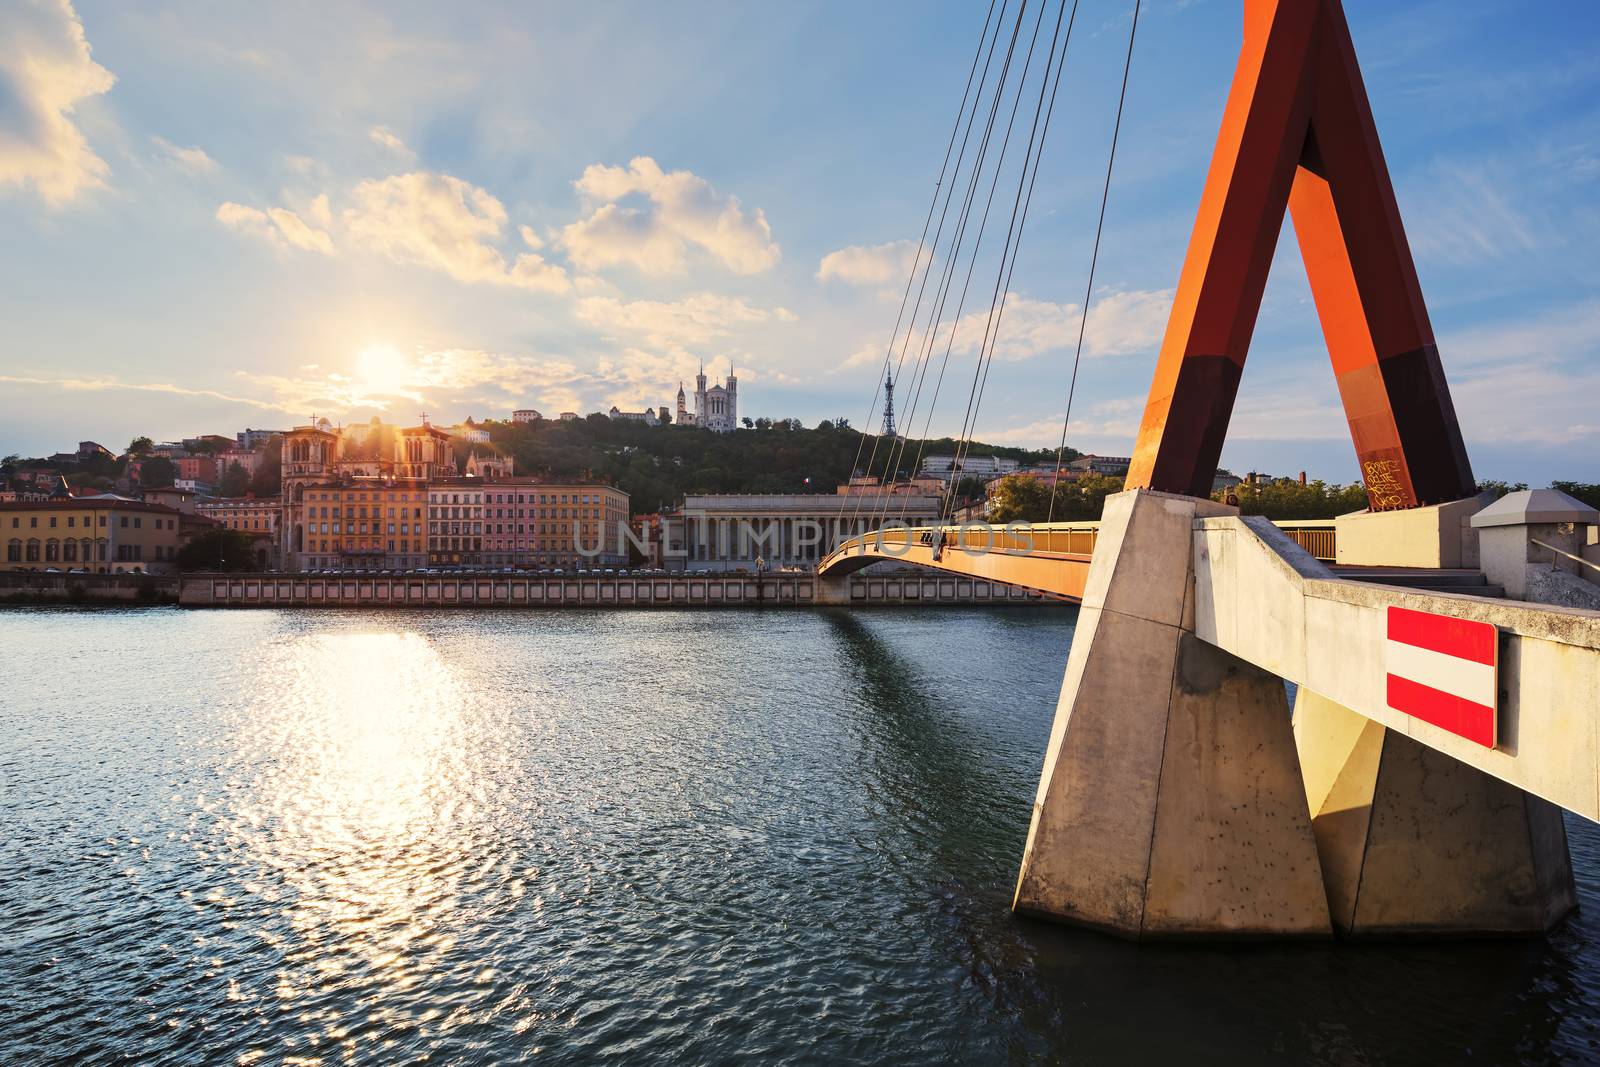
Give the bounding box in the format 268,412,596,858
1473,488,1600,609
1333,493,1490,569
1294,686,1576,937
1014,489,1332,939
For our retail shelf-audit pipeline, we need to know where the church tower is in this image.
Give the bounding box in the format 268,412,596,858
676,381,689,425
279,421,339,568
694,362,708,426
725,364,737,429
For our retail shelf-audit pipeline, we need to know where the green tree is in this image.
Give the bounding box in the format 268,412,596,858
250,436,282,497
986,474,1054,523
175,528,259,572
1213,479,1369,519
139,455,176,488
1553,481,1600,510
219,461,252,497
127,436,153,456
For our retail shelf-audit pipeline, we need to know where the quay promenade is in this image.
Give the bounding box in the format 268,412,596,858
0,568,1051,609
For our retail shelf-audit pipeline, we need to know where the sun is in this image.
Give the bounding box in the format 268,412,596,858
354,342,409,397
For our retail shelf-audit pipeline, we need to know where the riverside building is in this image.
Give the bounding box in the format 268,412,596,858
479,479,630,569
672,490,942,571
1,497,184,573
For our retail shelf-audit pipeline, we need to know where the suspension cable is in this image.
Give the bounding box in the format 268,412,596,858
916,0,1080,528
870,0,1053,534
1048,0,1141,523
859,0,1031,534
843,0,1011,538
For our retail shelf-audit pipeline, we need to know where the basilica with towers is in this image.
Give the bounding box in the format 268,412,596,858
675,363,738,432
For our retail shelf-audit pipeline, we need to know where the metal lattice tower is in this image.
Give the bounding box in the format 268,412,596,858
881,368,897,438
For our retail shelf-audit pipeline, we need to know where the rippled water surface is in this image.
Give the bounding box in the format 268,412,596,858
2,606,1599,1065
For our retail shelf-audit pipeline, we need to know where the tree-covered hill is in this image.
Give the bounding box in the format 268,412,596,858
474,415,1064,513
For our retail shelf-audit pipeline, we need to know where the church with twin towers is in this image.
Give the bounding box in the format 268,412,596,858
675,363,738,432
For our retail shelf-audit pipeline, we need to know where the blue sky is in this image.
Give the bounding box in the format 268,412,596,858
1,0,1596,485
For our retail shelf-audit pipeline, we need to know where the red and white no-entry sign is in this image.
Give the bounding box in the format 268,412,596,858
1385,606,1500,748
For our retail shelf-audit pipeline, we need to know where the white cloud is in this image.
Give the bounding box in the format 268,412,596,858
561,156,779,276
368,124,413,158
344,171,570,293
817,240,919,286
216,201,335,255
1404,160,1541,267
0,0,116,205
979,396,1144,449
150,135,217,173
1438,299,1600,447
236,346,584,413
576,292,787,354
0,372,287,412
952,290,1173,362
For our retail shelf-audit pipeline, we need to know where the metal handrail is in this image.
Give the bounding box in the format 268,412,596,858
1531,538,1600,575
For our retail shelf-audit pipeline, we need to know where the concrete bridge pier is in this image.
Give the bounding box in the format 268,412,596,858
1294,687,1576,937
1014,490,1333,939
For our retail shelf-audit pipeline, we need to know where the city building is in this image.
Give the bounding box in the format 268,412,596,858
427,479,483,566
176,455,219,486
672,490,941,570
285,480,429,571
512,409,543,423
1067,454,1132,477
478,479,630,568
196,495,282,570
217,447,265,481
143,486,198,513
279,417,456,570
919,454,1020,480
234,428,285,450
559,412,579,422
608,405,660,426
1,497,184,573
465,452,513,480
450,422,492,444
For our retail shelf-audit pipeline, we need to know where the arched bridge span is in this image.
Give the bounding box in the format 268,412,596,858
816,523,1098,602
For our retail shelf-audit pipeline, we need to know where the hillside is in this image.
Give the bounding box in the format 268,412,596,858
475,415,1066,513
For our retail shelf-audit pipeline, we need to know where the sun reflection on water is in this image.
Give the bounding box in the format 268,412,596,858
212,629,526,1057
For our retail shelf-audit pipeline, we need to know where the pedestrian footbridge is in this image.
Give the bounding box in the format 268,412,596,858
820,491,1600,939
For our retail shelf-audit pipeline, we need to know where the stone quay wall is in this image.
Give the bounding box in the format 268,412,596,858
178,571,1053,609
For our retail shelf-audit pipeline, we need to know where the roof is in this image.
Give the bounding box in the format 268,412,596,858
1471,488,1600,528
399,423,453,438
0,498,181,515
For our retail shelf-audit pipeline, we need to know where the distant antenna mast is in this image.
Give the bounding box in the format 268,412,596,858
880,368,897,438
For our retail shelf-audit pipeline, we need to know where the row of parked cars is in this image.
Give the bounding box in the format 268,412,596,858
295,566,678,578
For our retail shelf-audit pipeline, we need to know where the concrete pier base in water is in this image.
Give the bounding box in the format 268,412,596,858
1294,687,1577,937
1013,490,1332,939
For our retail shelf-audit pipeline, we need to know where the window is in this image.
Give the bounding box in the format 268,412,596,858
6,541,18,562
120,517,128,528
26,540,40,562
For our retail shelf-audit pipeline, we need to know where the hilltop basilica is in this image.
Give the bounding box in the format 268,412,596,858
675,364,738,432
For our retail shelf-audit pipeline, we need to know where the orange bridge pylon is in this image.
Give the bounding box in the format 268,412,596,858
1125,0,1475,510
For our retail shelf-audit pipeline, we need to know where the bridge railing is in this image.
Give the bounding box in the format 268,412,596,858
823,518,1336,568
826,521,1100,563
1272,521,1337,562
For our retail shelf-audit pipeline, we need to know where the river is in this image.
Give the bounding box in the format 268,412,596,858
2,606,1597,1064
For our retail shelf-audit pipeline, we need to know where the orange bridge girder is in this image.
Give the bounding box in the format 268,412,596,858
816,523,1099,601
